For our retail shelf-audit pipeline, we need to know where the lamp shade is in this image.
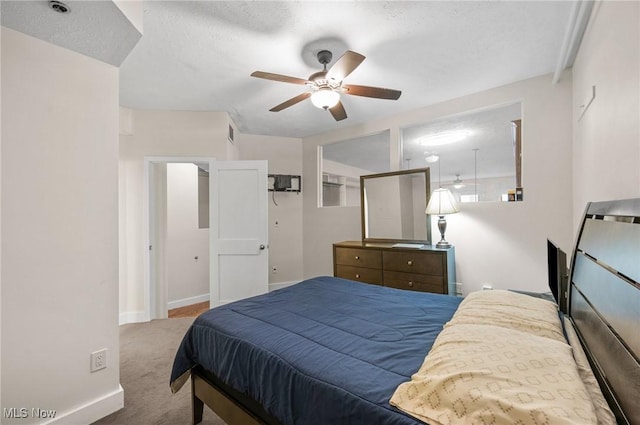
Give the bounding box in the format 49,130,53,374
426,188,460,215
310,88,340,110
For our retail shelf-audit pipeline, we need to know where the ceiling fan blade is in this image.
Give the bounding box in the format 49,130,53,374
326,50,365,82
269,92,311,112
342,84,401,100
251,71,309,86
329,101,347,121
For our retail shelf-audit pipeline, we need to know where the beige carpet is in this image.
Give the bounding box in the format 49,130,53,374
92,317,225,425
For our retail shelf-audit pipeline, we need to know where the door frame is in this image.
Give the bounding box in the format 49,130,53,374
143,156,215,321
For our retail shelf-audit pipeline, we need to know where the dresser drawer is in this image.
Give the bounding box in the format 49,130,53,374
383,251,443,276
383,271,445,293
333,241,454,295
335,265,383,285
334,247,382,268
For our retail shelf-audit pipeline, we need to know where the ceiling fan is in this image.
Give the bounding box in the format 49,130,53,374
444,174,481,190
452,174,465,189
251,50,401,121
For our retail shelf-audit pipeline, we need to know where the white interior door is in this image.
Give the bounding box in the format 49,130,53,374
211,160,268,306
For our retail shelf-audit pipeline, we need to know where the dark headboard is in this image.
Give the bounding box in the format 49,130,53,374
568,198,640,425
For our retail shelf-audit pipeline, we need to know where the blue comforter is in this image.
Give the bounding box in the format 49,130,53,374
170,276,462,425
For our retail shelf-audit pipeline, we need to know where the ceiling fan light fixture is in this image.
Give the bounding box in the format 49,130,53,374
251,50,399,121
311,87,340,110
424,153,439,163
310,88,340,110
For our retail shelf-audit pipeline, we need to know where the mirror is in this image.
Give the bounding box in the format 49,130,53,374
361,168,431,244
401,102,522,203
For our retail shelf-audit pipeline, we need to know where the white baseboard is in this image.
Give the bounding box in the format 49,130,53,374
167,293,210,310
269,280,298,292
119,310,147,325
45,385,124,425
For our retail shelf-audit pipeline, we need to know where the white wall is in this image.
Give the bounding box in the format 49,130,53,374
166,163,209,307
113,0,144,35
119,110,234,322
1,27,122,424
118,111,305,320
303,74,574,294
237,133,304,288
572,0,640,226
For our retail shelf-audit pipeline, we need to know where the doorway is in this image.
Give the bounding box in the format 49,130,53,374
165,163,210,314
144,156,214,320
143,157,269,320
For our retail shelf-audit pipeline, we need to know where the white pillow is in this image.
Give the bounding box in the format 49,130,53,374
445,289,566,343
390,324,597,425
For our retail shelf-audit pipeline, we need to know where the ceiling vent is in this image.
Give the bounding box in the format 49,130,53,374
49,1,70,14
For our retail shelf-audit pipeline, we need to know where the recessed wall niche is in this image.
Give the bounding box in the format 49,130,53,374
319,130,390,207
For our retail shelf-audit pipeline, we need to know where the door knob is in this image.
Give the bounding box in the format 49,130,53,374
259,244,266,250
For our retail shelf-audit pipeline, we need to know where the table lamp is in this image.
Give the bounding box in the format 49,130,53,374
426,188,459,248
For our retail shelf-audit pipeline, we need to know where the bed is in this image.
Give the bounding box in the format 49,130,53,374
170,198,640,425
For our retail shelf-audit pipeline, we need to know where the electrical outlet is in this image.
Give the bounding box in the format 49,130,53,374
91,349,107,373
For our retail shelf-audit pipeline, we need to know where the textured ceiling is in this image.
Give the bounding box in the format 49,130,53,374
2,1,576,139
117,1,575,138
0,1,141,66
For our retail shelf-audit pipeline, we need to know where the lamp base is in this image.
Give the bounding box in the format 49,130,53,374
435,240,452,248
435,215,452,248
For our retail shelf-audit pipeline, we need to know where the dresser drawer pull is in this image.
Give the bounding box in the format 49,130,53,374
407,260,413,266
355,274,360,278
355,256,360,260
408,281,414,287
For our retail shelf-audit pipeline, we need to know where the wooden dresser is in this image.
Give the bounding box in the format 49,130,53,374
333,241,456,295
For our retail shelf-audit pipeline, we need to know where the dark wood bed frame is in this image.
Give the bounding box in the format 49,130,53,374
189,198,640,425
566,198,640,425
